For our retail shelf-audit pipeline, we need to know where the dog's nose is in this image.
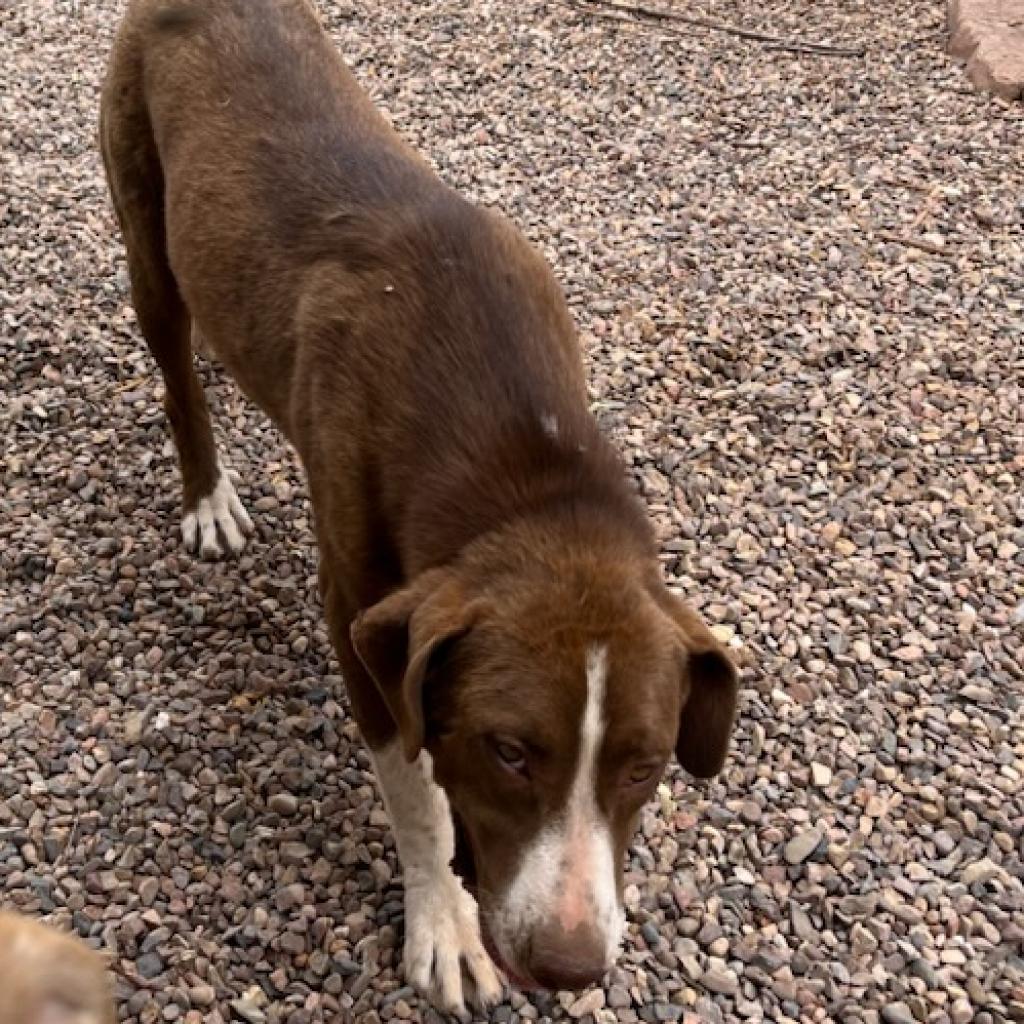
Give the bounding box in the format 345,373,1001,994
526,921,608,991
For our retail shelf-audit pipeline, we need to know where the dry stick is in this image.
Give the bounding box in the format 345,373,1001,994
876,230,949,256
572,0,865,56
576,5,863,56
578,7,858,56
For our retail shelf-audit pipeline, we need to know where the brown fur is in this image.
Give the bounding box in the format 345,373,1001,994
0,912,115,1024
99,0,738,991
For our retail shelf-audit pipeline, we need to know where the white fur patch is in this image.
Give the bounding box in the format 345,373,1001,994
370,741,503,1014
181,466,253,559
540,412,559,438
497,644,623,969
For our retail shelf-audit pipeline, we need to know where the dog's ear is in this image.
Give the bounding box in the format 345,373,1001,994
649,583,739,778
351,568,480,762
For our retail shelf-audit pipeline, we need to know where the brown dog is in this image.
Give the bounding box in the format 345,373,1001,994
0,911,115,1024
100,0,739,1011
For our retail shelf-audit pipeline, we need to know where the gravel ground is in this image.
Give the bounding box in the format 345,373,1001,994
2,1,1023,1023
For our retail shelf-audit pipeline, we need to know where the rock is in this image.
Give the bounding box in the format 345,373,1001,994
569,989,606,1017
268,792,299,816
275,883,305,912
136,952,165,980
700,966,739,996
837,893,878,919
880,1004,917,1024
791,906,818,943
820,522,843,545
909,958,939,988
124,711,147,744
280,841,312,864
608,986,631,1009
229,999,267,1024
189,985,216,1007
222,798,247,824
139,877,160,906
739,800,762,824
948,0,1024,100
850,639,872,663
865,795,888,818
950,999,973,1024
960,683,994,702
893,644,923,663
851,922,879,955
811,762,832,787
962,857,1005,885
784,828,824,865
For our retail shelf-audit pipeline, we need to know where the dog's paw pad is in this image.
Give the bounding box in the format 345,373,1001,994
182,470,253,558
405,880,503,1014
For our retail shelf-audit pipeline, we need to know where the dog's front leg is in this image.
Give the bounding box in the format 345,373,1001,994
369,740,504,1014
323,580,502,1012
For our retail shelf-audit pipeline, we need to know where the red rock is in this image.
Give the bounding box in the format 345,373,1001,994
948,0,1024,100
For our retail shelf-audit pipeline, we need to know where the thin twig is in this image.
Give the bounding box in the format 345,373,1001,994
763,41,862,56
54,816,79,868
571,0,865,57
876,230,949,256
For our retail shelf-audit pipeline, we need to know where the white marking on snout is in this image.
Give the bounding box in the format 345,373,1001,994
497,644,624,969
540,412,559,439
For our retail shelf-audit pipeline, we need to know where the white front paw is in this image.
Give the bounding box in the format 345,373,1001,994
404,874,503,1014
181,468,253,558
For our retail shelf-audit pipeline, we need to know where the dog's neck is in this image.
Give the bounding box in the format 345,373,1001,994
400,412,655,577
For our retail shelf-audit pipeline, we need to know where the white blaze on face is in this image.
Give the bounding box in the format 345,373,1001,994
499,644,624,964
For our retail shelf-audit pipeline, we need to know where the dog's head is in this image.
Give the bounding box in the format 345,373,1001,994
352,543,738,991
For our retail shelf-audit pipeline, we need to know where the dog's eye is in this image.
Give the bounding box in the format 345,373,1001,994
627,763,658,787
491,737,529,775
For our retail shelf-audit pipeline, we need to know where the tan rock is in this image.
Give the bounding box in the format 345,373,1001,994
948,0,1024,100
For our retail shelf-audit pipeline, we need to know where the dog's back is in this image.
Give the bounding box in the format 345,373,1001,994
0,912,115,1024
101,0,597,563
101,0,437,410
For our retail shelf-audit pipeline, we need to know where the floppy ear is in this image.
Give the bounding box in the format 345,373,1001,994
651,584,739,779
350,568,478,762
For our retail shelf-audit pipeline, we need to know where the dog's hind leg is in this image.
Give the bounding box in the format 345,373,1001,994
99,55,252,558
